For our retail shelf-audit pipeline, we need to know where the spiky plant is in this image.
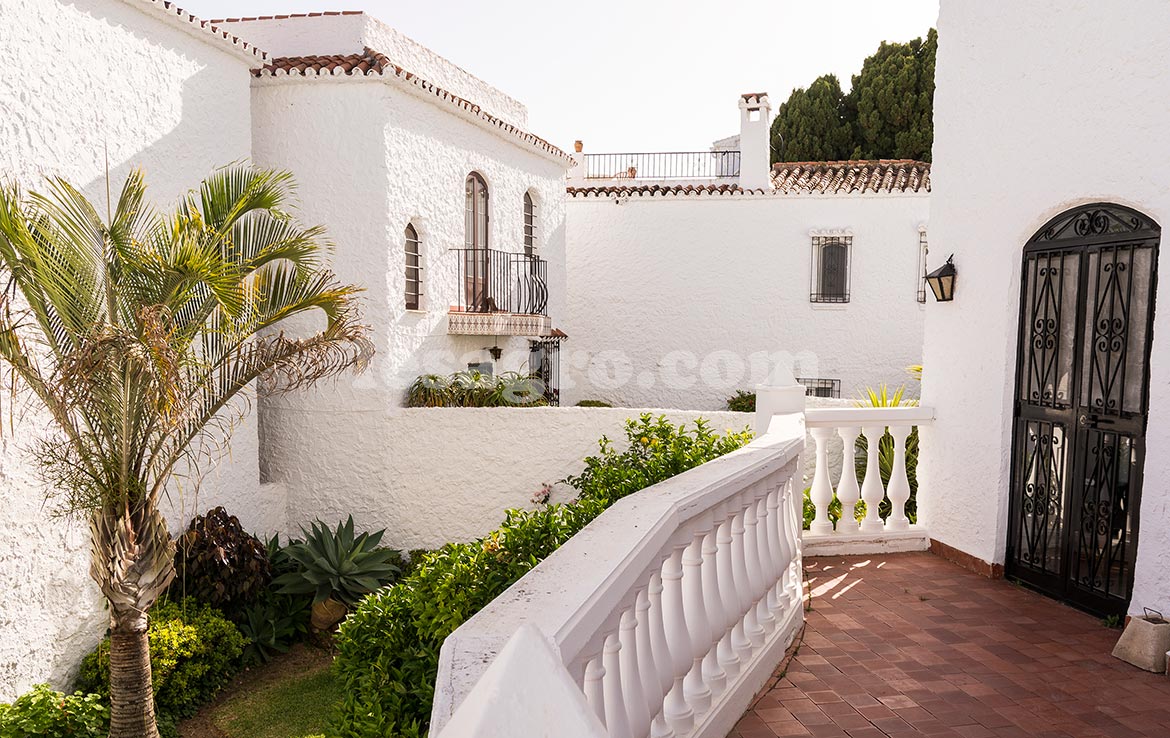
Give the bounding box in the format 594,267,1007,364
0,165,371,738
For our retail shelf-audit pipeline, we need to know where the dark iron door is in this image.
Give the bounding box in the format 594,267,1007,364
1008,204,1160,617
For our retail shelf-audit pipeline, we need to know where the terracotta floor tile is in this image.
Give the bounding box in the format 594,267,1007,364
737,553,1170,738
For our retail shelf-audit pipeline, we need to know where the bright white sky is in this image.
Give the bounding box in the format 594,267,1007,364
182,0,939,153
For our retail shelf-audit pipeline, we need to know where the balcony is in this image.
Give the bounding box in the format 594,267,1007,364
447,248,552,337
583,151,742,181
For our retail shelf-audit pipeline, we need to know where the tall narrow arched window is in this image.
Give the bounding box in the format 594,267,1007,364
523,191,537,258
464,173,489,310
405,223,422,310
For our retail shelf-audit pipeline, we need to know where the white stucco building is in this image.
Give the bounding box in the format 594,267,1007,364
920,0,1170,619
0,3,572,700
564,95,931,410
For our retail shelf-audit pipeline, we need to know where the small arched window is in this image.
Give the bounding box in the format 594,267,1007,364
465,173,489,251
523,192,537,258
405,223,422,310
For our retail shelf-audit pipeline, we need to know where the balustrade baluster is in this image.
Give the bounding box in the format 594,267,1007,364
584,655,606,726
808,427,836,534
836,426,862,533
742,490,768,644
634,588,661,737
681,522,713,715
859,424,887,533
753,489,777,633
619,606,650,738
714,503,742,678
765,482,785,615
886,425,913,531
603,631,632,738
729,493,760,657
646,569,675,738
700,518,727,697
660,546,694,735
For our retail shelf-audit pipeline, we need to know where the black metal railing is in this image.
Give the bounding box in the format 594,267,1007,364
797,377,842,399
583,151,741,180
452,248,548,315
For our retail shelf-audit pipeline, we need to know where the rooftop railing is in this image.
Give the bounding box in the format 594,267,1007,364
583,151,741,181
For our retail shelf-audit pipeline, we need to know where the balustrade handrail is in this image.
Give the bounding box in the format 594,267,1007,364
432,413,808,738
805,406,935,427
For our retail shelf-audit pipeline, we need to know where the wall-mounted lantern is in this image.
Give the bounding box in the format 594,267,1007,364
925,254,957,302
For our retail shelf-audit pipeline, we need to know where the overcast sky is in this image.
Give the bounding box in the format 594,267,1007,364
183,0,939,153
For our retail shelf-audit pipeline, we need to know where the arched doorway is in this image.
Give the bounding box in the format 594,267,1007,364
1007,203,1160,616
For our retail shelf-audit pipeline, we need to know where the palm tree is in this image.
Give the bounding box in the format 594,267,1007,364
0,165,371,738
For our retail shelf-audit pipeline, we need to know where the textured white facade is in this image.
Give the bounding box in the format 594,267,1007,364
564,192,929,409
920,0,1170,616
0,0,264,700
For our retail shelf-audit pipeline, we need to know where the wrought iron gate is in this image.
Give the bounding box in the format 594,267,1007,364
1007,203,1159,616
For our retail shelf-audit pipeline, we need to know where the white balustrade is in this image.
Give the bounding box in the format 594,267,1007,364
432,409,808,738
802,406,935,554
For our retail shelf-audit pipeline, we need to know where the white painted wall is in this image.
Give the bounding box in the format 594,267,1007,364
922,0,1170,616
0,0,261,700
564,193,929,410
217,13,529,128
263,402,751,550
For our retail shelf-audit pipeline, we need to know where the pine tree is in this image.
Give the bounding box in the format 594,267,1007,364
770,74,854,163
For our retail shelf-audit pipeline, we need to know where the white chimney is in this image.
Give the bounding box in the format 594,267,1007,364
738,92,772,191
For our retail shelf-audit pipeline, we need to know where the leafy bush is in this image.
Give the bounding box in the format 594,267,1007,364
405,370,547,408
574,399,613,408
727,389,756,412
171,507,272,621
75,599,245,722
273,517,401,606
330,415,752,737
565,414,754,506
238,534,310,664
0,685,108,738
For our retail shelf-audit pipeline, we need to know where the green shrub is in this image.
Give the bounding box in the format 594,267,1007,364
0,684,108,738
330,415,752,737
405,370,548,408
74,599,245,722
171,507,272,621
238,535,311,664
727,389,756,412
273,517,401,606
574,399,613,408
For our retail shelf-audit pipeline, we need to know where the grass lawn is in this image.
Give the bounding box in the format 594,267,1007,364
180,644,340,738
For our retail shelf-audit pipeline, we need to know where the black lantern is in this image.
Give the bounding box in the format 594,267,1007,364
925,254,957,302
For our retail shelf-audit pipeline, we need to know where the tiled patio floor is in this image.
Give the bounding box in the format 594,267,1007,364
731,552,1170,738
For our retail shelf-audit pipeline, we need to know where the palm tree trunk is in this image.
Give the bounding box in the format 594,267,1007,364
108,613,160,738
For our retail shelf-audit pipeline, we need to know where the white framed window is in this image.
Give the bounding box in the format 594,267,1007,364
810,230,852,304
405,223,422,310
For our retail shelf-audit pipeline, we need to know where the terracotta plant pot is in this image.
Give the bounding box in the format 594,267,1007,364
311,597,348,631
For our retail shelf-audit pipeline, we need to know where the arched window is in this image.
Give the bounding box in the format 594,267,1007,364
464,173,489,310
405,223,422,310
523,191,537,257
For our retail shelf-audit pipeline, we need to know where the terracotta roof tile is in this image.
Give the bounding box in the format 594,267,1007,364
208,11,363,23
132,0,267,61
771,159,930,194
255,48,572,164
566,183,765,198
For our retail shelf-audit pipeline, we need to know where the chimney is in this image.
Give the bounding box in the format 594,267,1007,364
738,92,772,191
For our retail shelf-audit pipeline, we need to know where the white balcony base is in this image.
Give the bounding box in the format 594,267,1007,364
447,310,551,337
802,526,929,556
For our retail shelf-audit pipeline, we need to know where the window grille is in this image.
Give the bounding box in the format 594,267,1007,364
796,377,841,398
810,234,851,303
405,223,422,310
523,192,537,258
917,227,929,303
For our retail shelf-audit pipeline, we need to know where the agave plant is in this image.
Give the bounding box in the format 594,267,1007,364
405,373,452,407
0,166,370,738
273,516,401,607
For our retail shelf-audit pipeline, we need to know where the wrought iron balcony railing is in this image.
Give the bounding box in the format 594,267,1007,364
583,150,741,181
451,248,548,316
